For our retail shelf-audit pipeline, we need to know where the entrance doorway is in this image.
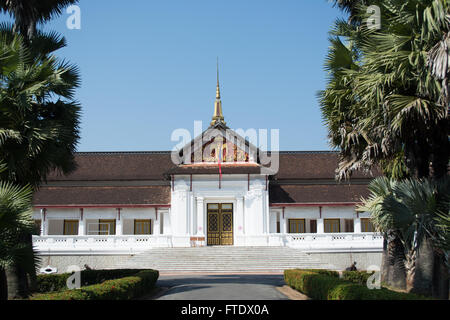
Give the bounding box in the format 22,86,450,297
207,203,233,246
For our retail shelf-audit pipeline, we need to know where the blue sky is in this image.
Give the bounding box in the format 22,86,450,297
3,1,345,152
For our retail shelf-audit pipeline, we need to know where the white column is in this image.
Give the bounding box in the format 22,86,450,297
269,211,277,233
163,210,172,235
154,208,161,235
264,190,270,234
172,189,189,235
116,209,123,235
78,209,85,235
236,196,244,235
196,197,204,236
354,217,362,233
252,190,264,234
39,209,45,236
280,209,286,233
189,193,195,236
317,219,324,234
41,209,49,236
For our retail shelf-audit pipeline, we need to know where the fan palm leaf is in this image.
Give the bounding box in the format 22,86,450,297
321,0,449,180
0,26,81,186
0,0,79,39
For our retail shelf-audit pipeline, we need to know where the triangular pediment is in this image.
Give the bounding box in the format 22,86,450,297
174,123,260,165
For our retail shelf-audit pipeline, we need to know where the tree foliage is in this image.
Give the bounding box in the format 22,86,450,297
0,0,79,39
320,0,450,180
0,24,81,186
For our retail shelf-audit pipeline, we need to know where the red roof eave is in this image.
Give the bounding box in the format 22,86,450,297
269,202,359,207
33,204,171,209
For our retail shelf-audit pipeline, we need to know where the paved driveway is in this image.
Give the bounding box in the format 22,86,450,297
153,274,290,300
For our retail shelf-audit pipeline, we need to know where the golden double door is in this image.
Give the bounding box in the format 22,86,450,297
207,203,233,246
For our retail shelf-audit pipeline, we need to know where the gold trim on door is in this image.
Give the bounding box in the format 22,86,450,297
207,203,233,246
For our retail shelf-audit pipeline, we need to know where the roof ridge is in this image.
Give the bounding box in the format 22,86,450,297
75,150,338,156
75,151,172,155
276,151,338,154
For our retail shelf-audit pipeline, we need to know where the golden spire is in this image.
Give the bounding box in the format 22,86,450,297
211,58,225,126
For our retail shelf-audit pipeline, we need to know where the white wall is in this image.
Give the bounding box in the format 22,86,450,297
270,205,359,234
34,207,159,236
171,174,270,245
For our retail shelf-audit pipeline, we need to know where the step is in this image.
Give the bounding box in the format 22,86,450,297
108,246,331,272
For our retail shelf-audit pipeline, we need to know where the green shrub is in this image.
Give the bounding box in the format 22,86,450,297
342,270,375,286
36,269,145,293
284,269,429,300
30,270,159,300
287,269,339,278
36,274,69,293
303,269,340,278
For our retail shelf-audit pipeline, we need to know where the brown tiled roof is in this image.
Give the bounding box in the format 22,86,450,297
44,151,378,181
273,152,377,180
269,183,370,204
46,151,376,181
46,152,176,181
165,163,262,175
33,185,170,206
34,151,377,206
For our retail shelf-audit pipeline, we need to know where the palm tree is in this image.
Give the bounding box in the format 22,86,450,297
1,0,81,300
0,0,79,40
0,25,80,299
330,0,368,23
320,0,449,180
0,25,81,187
321,1,449,296
0,163,36,300
360,177,450,298
357,177,407,290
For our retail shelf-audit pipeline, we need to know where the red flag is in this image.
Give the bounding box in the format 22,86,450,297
218,146,222,179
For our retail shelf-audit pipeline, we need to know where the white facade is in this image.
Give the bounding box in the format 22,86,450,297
169,174,270,247
32,87,382,255
32,173,382,254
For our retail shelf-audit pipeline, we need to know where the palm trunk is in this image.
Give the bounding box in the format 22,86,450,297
27,267,37,294
432,251,449,300
23,233,38,293
380,237,390,284
407,237,434,296
0,267,7,300
5,265,21,300
387,235,406,290
382,231,406,290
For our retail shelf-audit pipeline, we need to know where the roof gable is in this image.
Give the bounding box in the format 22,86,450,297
174,122,260,165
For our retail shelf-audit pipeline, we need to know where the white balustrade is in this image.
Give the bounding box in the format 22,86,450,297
32,235,173,254
32,232,383,254
284,232,383,252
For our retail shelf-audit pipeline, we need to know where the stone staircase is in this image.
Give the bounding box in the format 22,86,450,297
112,246,331,273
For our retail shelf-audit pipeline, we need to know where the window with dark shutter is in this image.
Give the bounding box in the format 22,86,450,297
310,220,317,233
361,218,375,232
345,219,354,232
288,219,306,233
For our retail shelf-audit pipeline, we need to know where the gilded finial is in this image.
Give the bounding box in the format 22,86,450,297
216,58,220,99
211,58,225,126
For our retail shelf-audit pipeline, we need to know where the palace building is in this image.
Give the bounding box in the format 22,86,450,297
32,73,383,271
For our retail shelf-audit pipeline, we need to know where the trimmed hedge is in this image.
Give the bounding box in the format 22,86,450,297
36,269,145,293
302,269,340,278
342,270,375,286
31,270,159,300
284,269,429,300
